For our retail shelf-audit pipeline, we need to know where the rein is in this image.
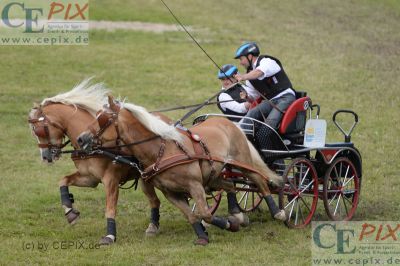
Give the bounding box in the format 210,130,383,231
98,135,161,150
150,99,237,113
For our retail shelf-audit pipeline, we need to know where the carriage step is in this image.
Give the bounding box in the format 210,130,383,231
325,142,354,148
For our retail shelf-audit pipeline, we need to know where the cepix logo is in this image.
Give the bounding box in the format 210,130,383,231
0,1,89,45
312,221,400,265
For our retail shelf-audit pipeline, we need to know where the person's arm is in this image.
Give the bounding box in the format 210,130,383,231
219,92,250,113
235,58,281,82
234,69,263,82
257,58,281,77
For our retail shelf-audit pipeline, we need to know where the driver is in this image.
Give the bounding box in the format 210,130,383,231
233,42,296,130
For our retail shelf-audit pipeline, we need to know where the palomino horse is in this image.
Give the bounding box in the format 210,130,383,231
77,96,287,245
28,80,165,245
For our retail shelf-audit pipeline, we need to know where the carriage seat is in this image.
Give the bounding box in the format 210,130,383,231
279,96,311,135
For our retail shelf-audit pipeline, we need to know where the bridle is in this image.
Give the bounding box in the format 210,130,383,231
87,103,124,150
28,105,70,154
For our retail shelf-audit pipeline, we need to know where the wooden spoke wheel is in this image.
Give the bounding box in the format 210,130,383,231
323,157,360,221
279,157,319,228
189,190,223,215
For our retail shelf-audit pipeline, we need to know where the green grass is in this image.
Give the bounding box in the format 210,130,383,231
1,0,399,265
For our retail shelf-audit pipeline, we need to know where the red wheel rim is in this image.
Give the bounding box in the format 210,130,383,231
279,158,319,228
323,157,359,221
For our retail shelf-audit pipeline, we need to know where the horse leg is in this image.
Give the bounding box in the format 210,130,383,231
58,172,83,225
99,171,120,245
59,171,101,225
241,170,286,221
188,182,241,236
140,180,161,236
212,177,250,227
226,190,250,227
161,190,209,245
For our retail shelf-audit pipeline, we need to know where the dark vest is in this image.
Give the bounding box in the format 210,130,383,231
247,55,294,100
217,84,247,122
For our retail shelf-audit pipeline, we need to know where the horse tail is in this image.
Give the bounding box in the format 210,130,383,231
246,140,284,187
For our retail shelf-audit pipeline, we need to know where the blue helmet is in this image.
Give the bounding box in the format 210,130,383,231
234,42,260,59
217,64,238,79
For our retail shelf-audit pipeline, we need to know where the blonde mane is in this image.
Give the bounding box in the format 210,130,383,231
121,102,182,143
41,78,110,116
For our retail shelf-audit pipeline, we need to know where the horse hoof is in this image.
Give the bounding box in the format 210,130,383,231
99,236,115,246
201,220,211,228
194,237,209,246
274,210,287,221
145,223,159,236
227,216,240,232
233,212,250,227
65,209,80,225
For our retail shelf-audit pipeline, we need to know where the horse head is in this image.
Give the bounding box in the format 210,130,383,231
28,104,67,163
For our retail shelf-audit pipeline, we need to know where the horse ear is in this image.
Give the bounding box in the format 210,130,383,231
108,95,118,111
108,95,115,106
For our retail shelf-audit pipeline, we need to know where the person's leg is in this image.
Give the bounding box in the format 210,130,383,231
265,94,296,129
239,101,273,132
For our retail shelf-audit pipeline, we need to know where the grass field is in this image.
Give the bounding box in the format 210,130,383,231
0,0,399,265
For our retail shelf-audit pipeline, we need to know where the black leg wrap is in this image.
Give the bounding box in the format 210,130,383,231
69,193,74,204
227,192,240,214
192,222,208,240
60,186,72,208
150,208,160,227
210,216,228,230
107,218,117,237
264,195,279,217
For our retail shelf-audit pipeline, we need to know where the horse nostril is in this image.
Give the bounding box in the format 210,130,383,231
77,136,83,146
77,134,93,151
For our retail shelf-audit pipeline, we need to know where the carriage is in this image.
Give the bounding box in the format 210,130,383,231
28,82,363,246
189,92,362,228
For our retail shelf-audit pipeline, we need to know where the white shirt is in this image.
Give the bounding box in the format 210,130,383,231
253,57,295,99
255,57,281,79
218,85,248,114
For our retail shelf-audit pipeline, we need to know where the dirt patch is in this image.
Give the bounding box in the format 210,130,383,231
0,19,188,33
89,20,186,33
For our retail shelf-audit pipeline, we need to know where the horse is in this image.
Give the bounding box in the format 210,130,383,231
27,80,166,245
77,95,287,245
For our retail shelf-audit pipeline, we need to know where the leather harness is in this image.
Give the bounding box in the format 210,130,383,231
89,105,272,183
140,129,270,183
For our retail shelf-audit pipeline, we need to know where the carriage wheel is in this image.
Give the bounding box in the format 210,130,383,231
236,185,263,212
279,157,319,228
189,190,223,215
323,157,360,221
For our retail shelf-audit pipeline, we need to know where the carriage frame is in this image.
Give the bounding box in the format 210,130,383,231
190,94,362,228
